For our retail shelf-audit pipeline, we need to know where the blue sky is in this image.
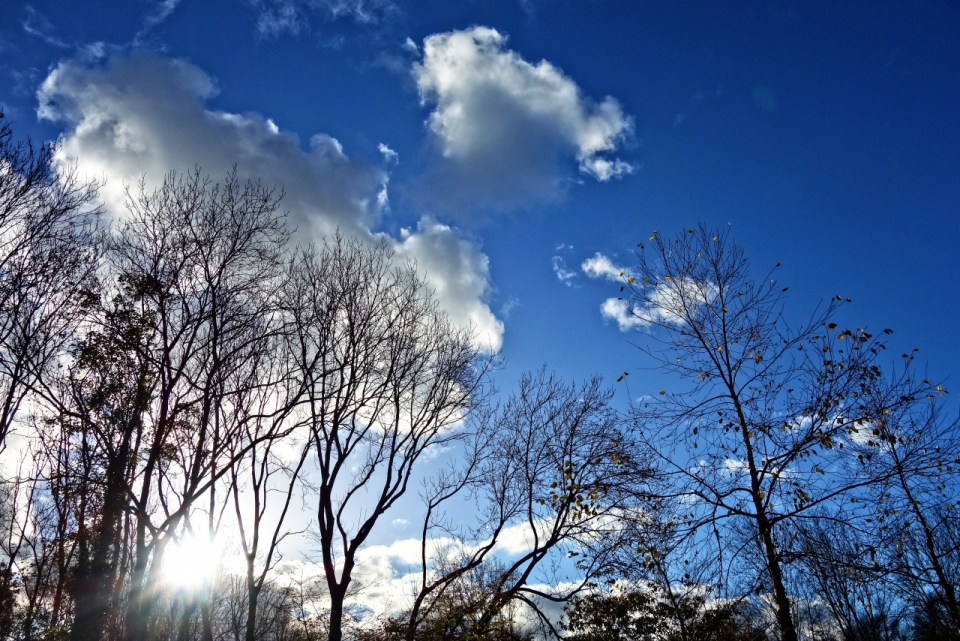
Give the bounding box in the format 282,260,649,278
2,0,958,614
3,0,958,391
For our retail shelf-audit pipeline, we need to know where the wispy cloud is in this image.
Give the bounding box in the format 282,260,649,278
250,0,399,38
581,252,629,281
552,256,578,286
377,142,398,163
582,253,716,331
142,0,182,30
21,6,69,49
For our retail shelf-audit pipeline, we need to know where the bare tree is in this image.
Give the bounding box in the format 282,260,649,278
227,368,311,641
111,169,292,641
864,395,960,636
614,225,940,641
0,113,101,450
29,169,294,641
402,370,647,640
285,235,486,641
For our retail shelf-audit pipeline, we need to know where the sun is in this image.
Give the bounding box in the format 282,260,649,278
163,534,221,590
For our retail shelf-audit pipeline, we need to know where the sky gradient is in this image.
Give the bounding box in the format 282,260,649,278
1,0,958,617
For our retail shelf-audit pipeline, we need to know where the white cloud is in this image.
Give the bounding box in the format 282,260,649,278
600,297,648,331
580,156,635,182
377,142,398,163
394,219,503,351
584,255,717,331
723,458,749,475
490,518,556,556
140,0,182,32
38,52,384,235
346,535,459,616
581,252,628,281
599,281,717,331
37,51,503,351
412,26,634,212
551,256,577,286
251,0,398,38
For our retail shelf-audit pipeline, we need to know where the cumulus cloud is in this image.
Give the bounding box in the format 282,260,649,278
38,52,385,235
598,283,717,332
413,26,634,213
599,298,646,331
393,218,503,351
37,51,503,350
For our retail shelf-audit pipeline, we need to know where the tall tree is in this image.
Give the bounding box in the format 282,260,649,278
0,113,100,448
866,395,960,636
285,236,485,641
614,225,939,641
111,169,291,641
402,370,645,641
34,169,292,641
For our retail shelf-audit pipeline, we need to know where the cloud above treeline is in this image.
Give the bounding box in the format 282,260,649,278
413,26,635,215
37,50,503,350
34,28,638,353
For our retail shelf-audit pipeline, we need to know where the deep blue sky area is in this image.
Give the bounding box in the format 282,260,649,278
1,0,958,401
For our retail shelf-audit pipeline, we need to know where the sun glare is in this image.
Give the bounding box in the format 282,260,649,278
163,535,220,590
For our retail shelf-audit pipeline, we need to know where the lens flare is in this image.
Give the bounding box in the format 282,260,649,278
163,535,220,590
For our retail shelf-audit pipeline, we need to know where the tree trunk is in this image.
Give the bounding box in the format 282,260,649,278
245,566,259,641
200,594,214,641
70,433,131,641
758,517,798,641
176,597,198,641
326,553,355,641
900,467,960,633
733,390,798,641
328,584,346,641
